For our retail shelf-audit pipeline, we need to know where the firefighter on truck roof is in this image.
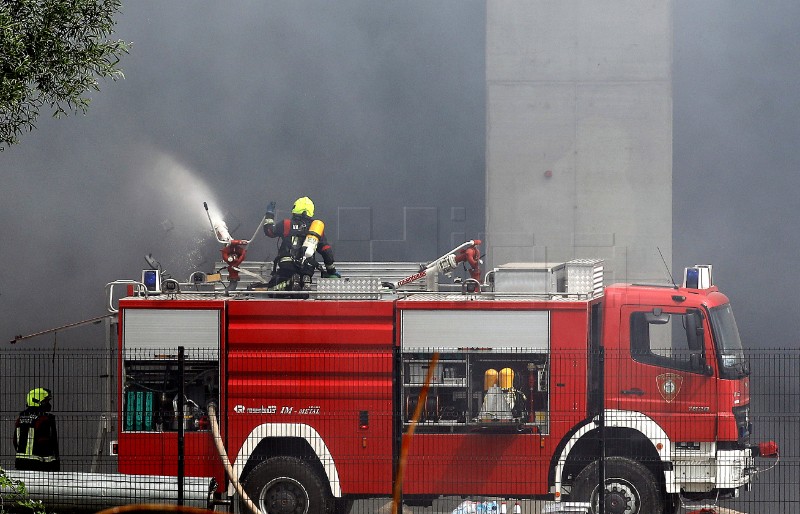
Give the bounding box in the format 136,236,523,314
263,196,339,290
13,387,60,471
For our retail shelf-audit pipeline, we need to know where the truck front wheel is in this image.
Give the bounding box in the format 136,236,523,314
571,456,663,514
241,456,331,514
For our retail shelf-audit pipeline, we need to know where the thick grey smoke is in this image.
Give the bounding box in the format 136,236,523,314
0,1,486,342
2,1,798,509
674,2,800,510
673,0,800,349
6,1,796,367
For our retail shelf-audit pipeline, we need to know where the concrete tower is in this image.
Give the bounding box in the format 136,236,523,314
486,2,673,283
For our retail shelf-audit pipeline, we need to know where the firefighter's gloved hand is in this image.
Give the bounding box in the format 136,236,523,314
265,201,276,221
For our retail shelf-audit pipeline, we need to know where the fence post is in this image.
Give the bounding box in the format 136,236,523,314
392,345,404,513
598,345,605,514
178,345,185,506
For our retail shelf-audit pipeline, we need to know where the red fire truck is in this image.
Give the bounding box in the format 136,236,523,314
112,257,777,514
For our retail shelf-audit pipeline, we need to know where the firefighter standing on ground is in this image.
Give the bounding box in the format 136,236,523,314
263,197,339,289
13,388,60,471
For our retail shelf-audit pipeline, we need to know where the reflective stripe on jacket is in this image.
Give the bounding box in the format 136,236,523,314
14,408,59,463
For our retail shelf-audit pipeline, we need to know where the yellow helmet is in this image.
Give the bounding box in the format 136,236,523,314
27,387,51,407
292,197,314,217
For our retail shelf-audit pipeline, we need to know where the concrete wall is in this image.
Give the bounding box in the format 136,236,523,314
486,1,672,283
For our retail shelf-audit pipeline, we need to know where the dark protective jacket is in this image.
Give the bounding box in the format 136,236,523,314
14,406,60,471
264,214,336,277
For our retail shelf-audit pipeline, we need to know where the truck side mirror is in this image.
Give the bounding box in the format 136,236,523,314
685,309,704,351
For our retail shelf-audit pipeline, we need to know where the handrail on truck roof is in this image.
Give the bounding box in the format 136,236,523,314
105,280,148,314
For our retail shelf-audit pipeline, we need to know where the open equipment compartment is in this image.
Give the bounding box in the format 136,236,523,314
400,307,551,434
121,307,221,433
401,349,550,433
123,355,219,432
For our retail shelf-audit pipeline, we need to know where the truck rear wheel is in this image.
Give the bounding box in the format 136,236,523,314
571,456,663,514
241,456,331,514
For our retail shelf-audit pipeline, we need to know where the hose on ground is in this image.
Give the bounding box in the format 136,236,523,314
207,403,260,514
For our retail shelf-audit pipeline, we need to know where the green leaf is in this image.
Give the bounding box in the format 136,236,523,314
0,0,130,150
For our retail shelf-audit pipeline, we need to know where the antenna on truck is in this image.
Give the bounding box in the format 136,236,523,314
657,247,678,289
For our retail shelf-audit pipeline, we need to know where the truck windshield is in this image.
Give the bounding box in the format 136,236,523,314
709,303,748,379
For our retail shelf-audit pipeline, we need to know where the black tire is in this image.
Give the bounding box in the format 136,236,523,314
571,456,663,514
241,456,331,514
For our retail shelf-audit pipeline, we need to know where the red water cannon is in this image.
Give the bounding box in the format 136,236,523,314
389,240,483,290
453,239,482,282
204,202,251,282
220,240,248,281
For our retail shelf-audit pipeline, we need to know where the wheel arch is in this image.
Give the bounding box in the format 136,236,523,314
233,423,342,497
552,410,673,496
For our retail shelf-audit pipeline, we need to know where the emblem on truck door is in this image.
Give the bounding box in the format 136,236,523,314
656,373,683,402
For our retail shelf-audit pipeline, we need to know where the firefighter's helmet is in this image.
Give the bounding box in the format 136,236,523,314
292,197,315,217
26,387,52,408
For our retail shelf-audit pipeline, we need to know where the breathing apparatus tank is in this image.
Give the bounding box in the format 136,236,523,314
301,219,325,263
500,367,516,410
499,367,514,389
484,369,498,391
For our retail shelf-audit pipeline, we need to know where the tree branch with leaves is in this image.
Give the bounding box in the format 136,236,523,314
0,0,129,150
0,467,45,513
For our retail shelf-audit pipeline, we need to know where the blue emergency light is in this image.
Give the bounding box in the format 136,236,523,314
683,265,713,289
142,269,161,293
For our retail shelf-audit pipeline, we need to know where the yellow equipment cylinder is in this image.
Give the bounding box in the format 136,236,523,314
308,219,325,238
302,220,325,261
484,369,498,391
499,367,514,389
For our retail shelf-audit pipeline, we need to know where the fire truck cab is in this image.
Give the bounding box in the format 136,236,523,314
113,259,775,514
